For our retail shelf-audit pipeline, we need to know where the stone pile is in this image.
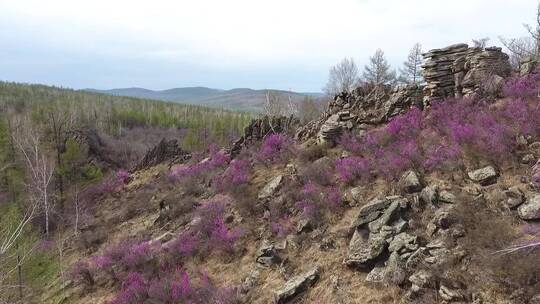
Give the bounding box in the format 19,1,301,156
422,44,511,103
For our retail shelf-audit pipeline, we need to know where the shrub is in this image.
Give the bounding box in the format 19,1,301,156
502,70,540,99
297,143,329,163
257,133,294,164
213,159,251,192
338,132,363,154
192,197,242,254
334,156,371,184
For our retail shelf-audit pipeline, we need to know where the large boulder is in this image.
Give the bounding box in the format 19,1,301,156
344,231,388,268
274,267,319,303
517,194,540,220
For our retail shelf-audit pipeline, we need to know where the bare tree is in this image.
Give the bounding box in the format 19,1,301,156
472,37,490,48
324,57,360,96
263,90,286,117
399,43,424,85
500,2,540,67
363,49,396,87
15,130,55,237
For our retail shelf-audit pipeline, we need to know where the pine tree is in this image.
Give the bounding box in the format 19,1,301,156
399,43,424,85
363,49,396,86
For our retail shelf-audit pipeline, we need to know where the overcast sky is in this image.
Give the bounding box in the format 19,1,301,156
0,0,537,92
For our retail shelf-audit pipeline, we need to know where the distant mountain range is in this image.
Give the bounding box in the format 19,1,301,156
85,87,325,112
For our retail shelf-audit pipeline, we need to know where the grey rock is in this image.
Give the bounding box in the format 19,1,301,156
517,194,540,220
365,266,386,283
258,175,283,200
400,170,423,193
368,200,401,232
256,240,280,267
406,247,429,270
439,285,463,301
467,166,498,185
352,197,392,228
504,186,525,209
345,230,388,268
420,185,439,205
409,270,435,289
275,267,319,304
388,232,419,253
383,251,408,285
439,190,457,204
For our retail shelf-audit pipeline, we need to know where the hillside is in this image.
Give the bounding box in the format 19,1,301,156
0,43,539,304
86,87,324,112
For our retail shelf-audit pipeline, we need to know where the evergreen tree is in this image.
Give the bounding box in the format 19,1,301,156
363,49,396,86
399,43,424,85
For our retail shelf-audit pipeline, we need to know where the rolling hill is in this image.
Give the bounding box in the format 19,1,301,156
85,87,325,112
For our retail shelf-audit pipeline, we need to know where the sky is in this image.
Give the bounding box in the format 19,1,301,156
0,0,538,92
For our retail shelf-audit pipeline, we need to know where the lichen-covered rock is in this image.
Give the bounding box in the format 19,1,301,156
517,194,540,220
399,170,423,193
344,230,387,268
467,166,498,185
388,232,419,254
274,267,319,303
504,186,525,209
258,175,283,200
439,190,457,204
352,197,393,228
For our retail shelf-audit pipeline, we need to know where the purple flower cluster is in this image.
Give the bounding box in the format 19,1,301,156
257,133,294,164
503,70,540,99
102,169,132,193
334,156,371,184
213,158,251,192
169,147,230,183
337,93,540,181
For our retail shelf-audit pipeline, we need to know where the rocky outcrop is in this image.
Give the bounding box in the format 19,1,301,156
72,128,122,169
296,84,422,144
134,138,190,171
231,115,298,157
274,267,319,303
422,44,511,103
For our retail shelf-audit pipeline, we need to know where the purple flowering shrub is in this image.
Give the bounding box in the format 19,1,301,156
503,69,540,99
336,95,540,181
294,182,343,223
192,196,243,253
257,133,295,164
334,156,371,184
169,146,231,195
102,169,132,193
212,158,251,192
108,270,239,304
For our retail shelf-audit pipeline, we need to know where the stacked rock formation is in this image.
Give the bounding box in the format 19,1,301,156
423,44,511,103
295,84,423,144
